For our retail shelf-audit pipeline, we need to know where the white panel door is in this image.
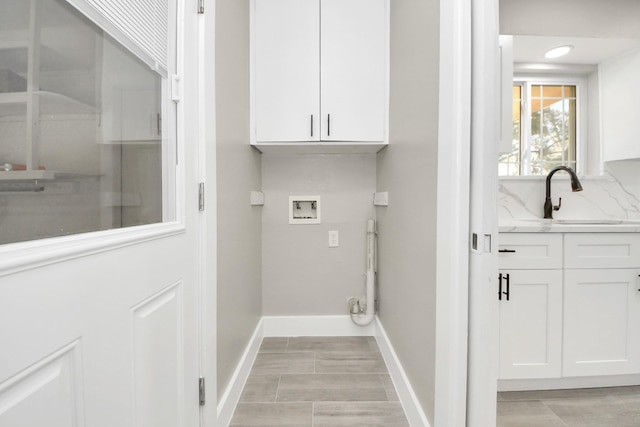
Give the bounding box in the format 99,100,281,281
0,2,201,426
254,0,320,142
498,270,563,379
564,269,640,377
0,236,200,427
321,0,386,142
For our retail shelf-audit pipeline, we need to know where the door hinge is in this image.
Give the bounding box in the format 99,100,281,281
198,0,205,14
171,74,181,103
198,182,205,211
199,377,206,406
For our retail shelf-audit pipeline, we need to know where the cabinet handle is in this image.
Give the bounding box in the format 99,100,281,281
327,114,331,137
498,273,510,301
504,273,510,301
498,249,516,253
310,114,313,137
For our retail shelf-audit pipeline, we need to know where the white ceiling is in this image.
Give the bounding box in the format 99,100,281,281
512,35,640,65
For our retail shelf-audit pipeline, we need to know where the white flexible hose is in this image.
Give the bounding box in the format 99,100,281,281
351,219,376,326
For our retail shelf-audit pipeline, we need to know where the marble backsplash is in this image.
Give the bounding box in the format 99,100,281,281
499,159,640,222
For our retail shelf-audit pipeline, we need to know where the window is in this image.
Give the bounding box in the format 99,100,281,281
499,80,580,176
0,0,175,245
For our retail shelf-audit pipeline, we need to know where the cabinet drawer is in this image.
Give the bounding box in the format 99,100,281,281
498,233,562,270
564,233,640,269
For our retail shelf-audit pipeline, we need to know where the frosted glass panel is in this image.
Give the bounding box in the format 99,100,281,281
0,0,169,245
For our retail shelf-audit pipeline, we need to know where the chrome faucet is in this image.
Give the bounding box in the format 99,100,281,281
543,166,583,219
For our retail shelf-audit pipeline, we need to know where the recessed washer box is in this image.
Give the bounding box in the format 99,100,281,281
289,195,321,224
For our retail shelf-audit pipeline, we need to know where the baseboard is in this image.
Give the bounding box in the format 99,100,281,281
216,318,264,426
375,316,431,427
262,315,375,336
498,374,640,392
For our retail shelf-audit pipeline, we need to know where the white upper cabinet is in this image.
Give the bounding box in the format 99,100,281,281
600,48,640,162
320,0,386,142
254,0,320,142
252,0,388,150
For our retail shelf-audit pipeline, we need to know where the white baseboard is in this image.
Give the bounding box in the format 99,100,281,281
498,374,640,392
216,318,264,427
262,315,375,336
375,317,431,427
216,315,429,427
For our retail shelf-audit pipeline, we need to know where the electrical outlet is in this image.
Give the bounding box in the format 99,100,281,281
328,230,339,247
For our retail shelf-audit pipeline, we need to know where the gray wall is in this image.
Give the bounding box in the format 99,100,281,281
215,0,263,396
376,0,439,422
262,154,376,315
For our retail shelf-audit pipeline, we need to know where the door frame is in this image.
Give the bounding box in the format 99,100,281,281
435,0,501,425
467,0,501,425
434,0,472,425
198,1,219,425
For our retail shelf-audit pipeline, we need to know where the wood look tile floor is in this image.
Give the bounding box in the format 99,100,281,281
497,386,640,426
229,336,409,427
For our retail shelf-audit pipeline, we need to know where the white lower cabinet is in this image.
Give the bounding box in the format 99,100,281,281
499,269,563,379
563,268,640,377
499,232,640,383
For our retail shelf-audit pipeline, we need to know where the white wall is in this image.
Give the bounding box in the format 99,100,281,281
375,0,440,422
215,0,263,397
261,154,376,315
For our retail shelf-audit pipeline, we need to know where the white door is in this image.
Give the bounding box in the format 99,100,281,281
254,0,320,142
564,268,640,377
321,0,386,142
499,270,563,379
0,232,200,427
0,3,202,427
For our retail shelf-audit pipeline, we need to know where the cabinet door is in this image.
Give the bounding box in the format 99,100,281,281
499,270,563,379
254,0,320,142
563,269,640,377
320,0,386,142
600,49,640,161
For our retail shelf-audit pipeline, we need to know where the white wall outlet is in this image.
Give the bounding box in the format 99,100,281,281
328,230,339,247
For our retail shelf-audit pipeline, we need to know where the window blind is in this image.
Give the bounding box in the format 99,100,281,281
66,0,169,76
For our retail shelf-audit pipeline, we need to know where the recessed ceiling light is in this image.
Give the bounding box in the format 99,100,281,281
544,45,573,59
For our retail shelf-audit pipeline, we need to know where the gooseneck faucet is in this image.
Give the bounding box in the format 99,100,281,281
543,166,583,219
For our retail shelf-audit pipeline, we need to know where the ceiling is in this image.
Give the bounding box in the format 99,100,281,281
512,35,640,65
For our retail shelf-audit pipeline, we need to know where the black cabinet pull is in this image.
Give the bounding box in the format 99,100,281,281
327,114,331,137
504,273,510,301
498,273,510,301
499,249,516,253
310,114,313,137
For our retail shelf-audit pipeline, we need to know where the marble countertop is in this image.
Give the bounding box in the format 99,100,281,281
499,218,640,233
